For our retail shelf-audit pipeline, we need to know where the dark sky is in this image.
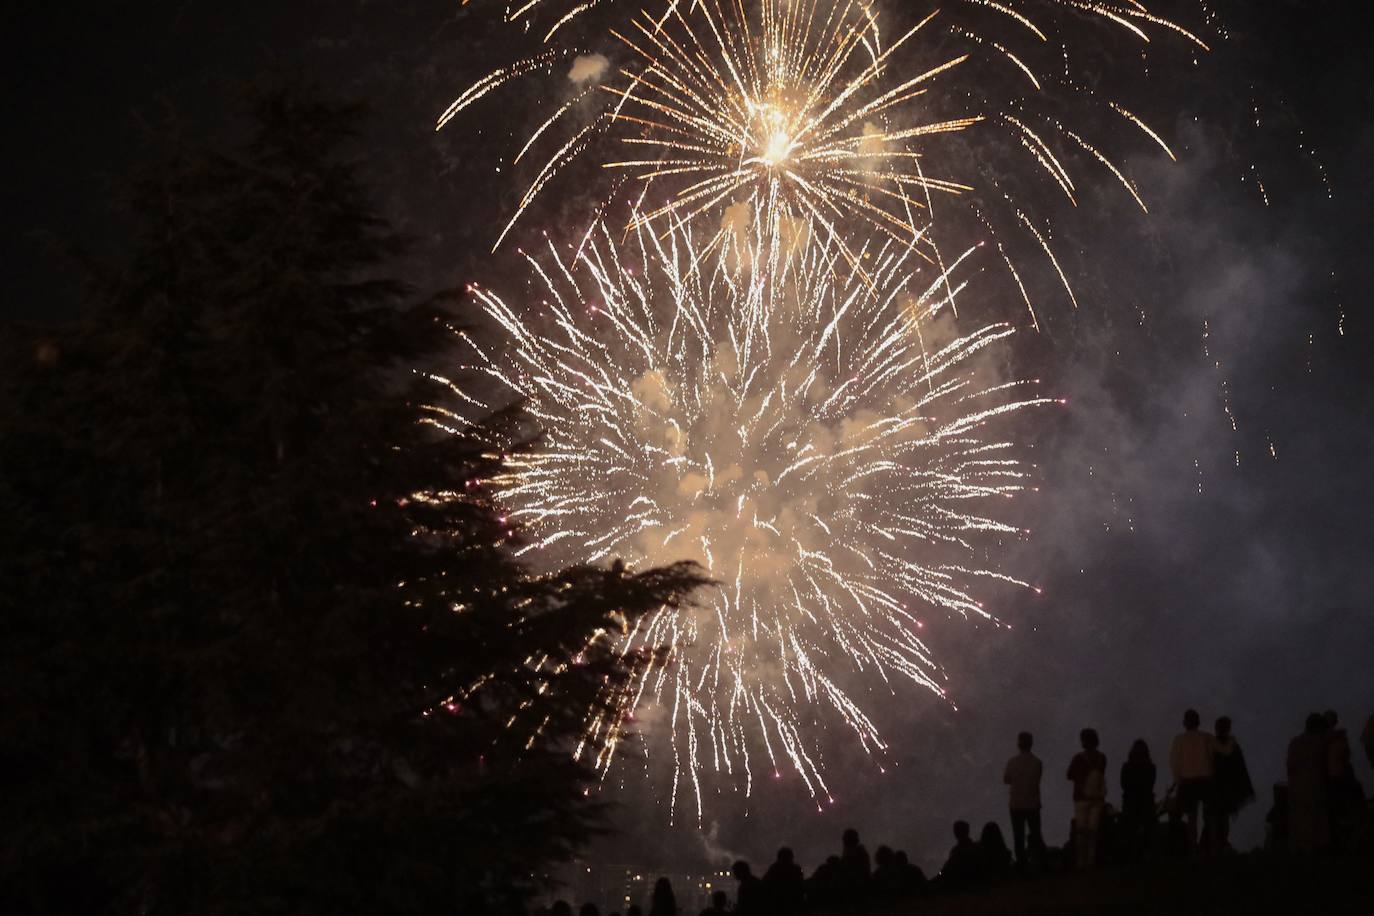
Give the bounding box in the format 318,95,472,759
5,0,1372,885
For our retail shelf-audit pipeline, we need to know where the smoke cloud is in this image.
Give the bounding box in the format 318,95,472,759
569,53,610,84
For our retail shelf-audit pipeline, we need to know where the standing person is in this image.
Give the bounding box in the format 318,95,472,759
1168,709,1214,858
1066,728,1108,869
1286,713,1332,854
1324,710,1367,851
731,861,765,916
1003,730,1045,871
649,877,677,916
1120,739,1157,860
1208,716,1255,857
762,847,804,915
839,828,871,890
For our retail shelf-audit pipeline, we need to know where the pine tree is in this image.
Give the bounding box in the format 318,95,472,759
0,88,706,915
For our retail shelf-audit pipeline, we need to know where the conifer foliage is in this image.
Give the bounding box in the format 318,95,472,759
0,89,706,915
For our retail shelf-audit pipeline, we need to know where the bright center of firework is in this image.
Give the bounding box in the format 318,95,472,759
747,101,797,170
762,129,793,168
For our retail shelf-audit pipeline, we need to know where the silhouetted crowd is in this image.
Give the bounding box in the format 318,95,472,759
540,709,1374,916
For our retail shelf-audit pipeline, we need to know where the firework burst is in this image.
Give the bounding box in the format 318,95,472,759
443,0,1210,321
441,214,1055,816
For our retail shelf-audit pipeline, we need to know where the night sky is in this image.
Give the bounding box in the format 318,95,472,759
6,0,1372,883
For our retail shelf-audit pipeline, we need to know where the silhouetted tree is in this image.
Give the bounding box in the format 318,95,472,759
0,87,706,915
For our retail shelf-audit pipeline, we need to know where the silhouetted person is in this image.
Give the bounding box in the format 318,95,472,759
649,877,677,916
1120,739,1157,860
697,890,728,916
763,847,804,914
938,820,983,891
1169,709,1213,858
807,855,842,909
1067,727,1107,869
1324,709,1367,851
732,861,765,916
1287,712,1332,854
1003,730,1045,871
580,904,601,916
893,850,927,895
871,846,900,901
839,828,871,890
978,822,1012,880
1324,709,1350,777
1206,716,1254,857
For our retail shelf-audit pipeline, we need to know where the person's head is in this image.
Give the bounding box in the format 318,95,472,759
775,846,794,865
1017,730,1033,752
1215,716,1232,739
579,904,600,916
1129,738,1151,763
652,877,674,901
1306,712,1327,735
953,820,971,841
551,903,573,916
979,821,1007,849
874,845,894,867
1183,709,1200,730
710,891,727,910
732,860,752,880
894,850,910,866
1324,709,1339,729
1080,727,1100,750
842,828,860,848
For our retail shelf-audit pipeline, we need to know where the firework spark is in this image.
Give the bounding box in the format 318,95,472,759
442,214,1055,816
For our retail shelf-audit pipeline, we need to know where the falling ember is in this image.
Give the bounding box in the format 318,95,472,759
439,212,1052,817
